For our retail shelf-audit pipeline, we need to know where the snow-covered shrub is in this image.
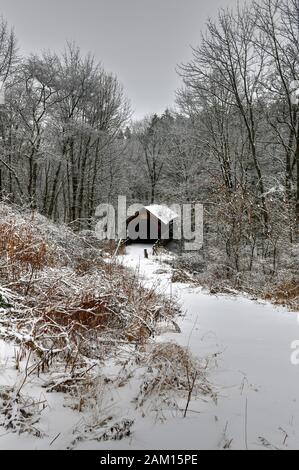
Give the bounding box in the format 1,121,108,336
0,385,44,437
136,342,213,409
0,203,180,369
171,252,206,274
0,203,99,273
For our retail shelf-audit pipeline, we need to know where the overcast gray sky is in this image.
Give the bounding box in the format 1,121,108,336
0,0,245,119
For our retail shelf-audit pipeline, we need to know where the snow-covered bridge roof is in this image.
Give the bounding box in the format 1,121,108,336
144,204,178,225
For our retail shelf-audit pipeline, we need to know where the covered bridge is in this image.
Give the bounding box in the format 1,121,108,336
126,204,178,244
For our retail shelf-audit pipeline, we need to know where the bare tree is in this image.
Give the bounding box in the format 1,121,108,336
179,5,270,233
135,113,170,203
0,17,18,199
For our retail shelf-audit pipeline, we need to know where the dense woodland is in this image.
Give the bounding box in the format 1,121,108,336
0,0,298,287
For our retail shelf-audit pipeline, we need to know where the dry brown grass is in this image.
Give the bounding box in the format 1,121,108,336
0,203,180,372
0,220,56,282
101,240,126,257
1,266,178,364
171,269,195,284
136,342,213,409
263,279,299,311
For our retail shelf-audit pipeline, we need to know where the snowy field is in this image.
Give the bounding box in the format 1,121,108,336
0,244,298,450
117,245,299,450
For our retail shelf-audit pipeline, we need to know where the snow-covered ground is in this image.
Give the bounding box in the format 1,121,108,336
0,243,298,450
115,244,299,450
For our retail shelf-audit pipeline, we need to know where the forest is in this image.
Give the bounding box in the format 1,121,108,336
0,0,298,298
0,0,298,451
